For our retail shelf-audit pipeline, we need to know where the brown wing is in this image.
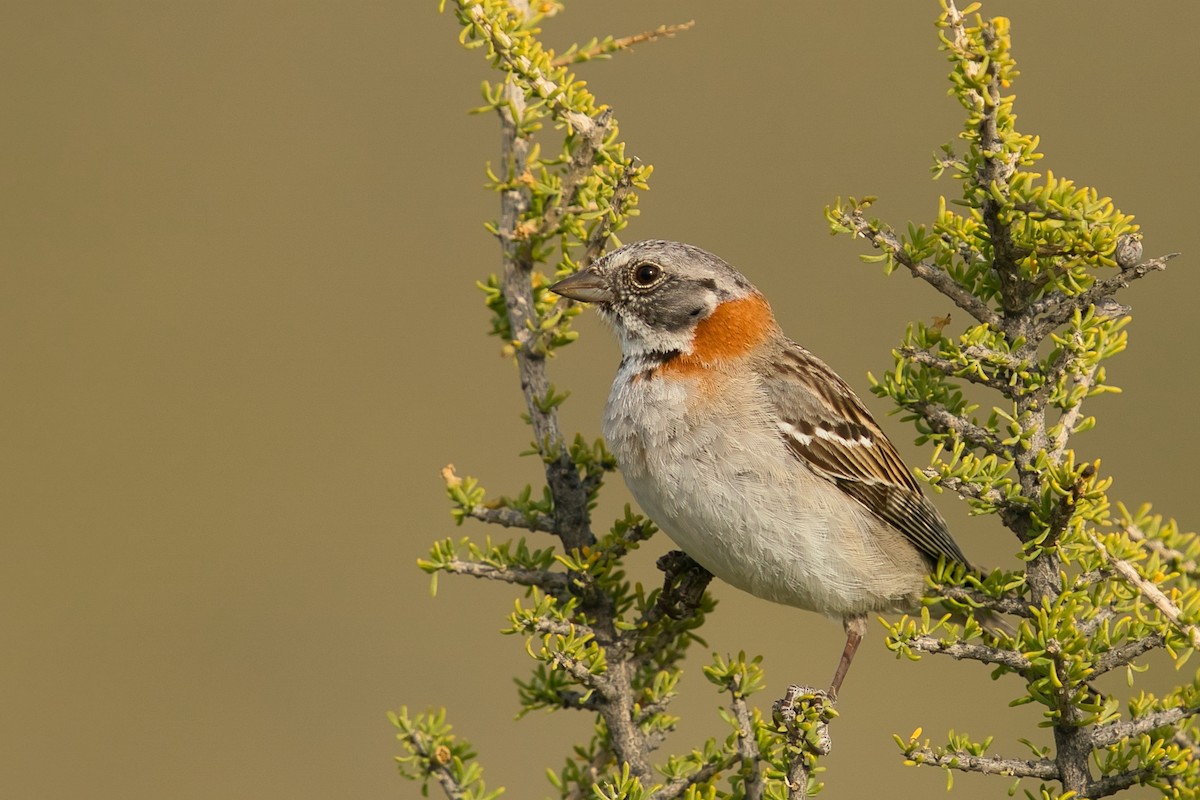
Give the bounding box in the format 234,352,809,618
759,340,969,568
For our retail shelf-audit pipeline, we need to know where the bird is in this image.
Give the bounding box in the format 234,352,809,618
550,239,971,700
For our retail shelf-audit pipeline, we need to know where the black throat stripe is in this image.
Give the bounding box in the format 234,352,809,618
621,349,682,379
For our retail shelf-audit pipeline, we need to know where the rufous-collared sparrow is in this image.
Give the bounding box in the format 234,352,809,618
551,240,970,699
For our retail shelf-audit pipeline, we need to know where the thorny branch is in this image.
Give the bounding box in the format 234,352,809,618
479,7,664,785
960,11,1023,316
907,704,1200,795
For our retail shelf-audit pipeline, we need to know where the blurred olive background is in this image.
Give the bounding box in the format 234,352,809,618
3,2,1197,797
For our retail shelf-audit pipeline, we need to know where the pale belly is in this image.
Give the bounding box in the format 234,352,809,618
603,370,925,617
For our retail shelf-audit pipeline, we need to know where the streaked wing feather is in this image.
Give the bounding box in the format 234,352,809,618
761,342,969,567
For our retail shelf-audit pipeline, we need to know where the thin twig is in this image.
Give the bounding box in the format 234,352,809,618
1050,360,1099,457
546,160,643,326
904,635,1032,672
938,586,1033,618
838,207,1003,328
583,159,640,267
1031,253,1179,336
563,744,614,800
1089,533,1200,650
467,5,598,135
920,470,1011,508
550,650,611,697
1078,606,1116,637
1125,522,1199,576
1174,729,1200,760
910,401,1006,455
528,616,597,639
731,674,764,800
438,558,570,596
898,347,1017,393
550,689,601,712
1091,705,1200,748
551,21,696,66
651,754,741,800
1087,764,1170,798
1091,633,1165,677
497,73,593,553
464,504,556,533
401,727,469,800
905,745,1058,780
538,108,613,238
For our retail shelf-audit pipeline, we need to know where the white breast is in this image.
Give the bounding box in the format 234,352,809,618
602,364,926,617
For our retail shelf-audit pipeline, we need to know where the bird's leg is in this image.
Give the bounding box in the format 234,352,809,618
828,615,867,700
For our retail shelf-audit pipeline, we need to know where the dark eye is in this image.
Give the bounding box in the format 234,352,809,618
631,262,662,288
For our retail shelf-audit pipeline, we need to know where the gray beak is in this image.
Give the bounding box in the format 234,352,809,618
549,270,614,304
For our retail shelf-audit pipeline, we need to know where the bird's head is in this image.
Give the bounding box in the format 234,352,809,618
550,240,776,361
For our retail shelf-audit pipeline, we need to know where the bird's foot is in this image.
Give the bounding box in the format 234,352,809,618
772,684,837,756
653,550,713,620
